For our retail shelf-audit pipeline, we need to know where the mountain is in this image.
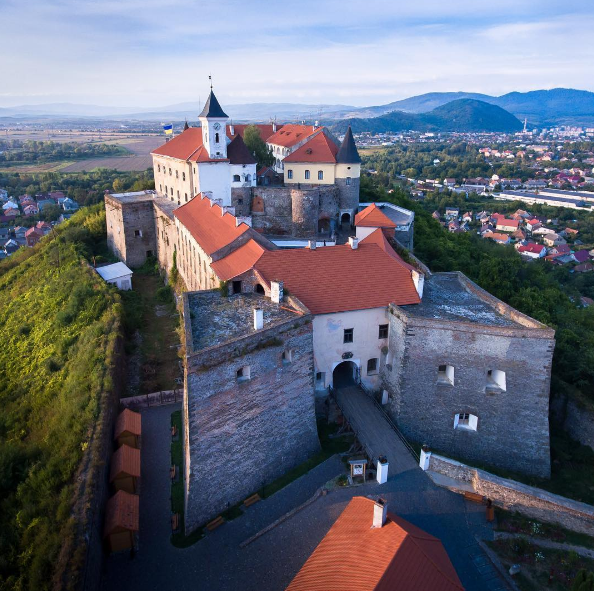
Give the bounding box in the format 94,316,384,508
330,99,523,134
333,88,594,126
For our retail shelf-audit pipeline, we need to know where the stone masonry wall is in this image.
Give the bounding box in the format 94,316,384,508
382,307,555,478
427,454,594,536
335,176,360,213
183,316,320,532
105,195,157,268
564,397,594,452
154,202,177,277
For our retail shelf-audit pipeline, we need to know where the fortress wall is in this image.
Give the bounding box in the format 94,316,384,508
183,317,320,532
154,202,177,277
382,309,555,478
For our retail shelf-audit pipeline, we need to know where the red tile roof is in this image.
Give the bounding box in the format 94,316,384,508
152,128,205,160
359,229,416,272
211,239,266,281
254,241,420,314
114,409,141,440
518,243,545,254
355,204,397,228
266,124,320,148
286,497,464,591
284,133,339,164
110,444,141,481
188,145,229,163
495,218,519,229
103,490,139,537
227,124,276,142
173,194,250,256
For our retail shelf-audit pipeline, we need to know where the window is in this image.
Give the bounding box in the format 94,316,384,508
176,170,179,179
157,164,161,172
169,168,172,176
246,174,251,182
146,250,153,257
486,369,506,392
437,364,455,386
236,366,251,382
287,170,293,179
367,358,378,375
232,280,242,294
237,198,243,205
160,184,162,192
305,170,310,180
454,413,478,431
378,324,389,339
134,229,142,237
343,328,353,343
233,174,241,182
215,132,220,144
281,349,293,365
182,172,186,181
318,170,324,180
170,187,173,195
165,185,168,195
346,177,351,186
185,193,188,202
177,190,180,199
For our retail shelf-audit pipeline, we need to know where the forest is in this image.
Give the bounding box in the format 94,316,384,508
0,206,123,591
0,140,127,164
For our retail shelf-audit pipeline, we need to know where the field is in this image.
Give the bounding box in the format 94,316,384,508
0,131,163,172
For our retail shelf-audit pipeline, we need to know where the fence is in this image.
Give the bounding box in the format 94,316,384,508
120,388,183,409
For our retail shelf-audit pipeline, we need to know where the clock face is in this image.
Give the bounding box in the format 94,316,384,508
213,123,221,130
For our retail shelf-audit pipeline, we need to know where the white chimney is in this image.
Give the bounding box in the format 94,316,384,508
348,236,359,250
372,498,388,528
230,124,235,135
272,122,277,132
271,280,284,303
308,240,317,250
254,308,263,330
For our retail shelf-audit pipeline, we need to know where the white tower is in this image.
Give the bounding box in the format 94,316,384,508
198,89,229,159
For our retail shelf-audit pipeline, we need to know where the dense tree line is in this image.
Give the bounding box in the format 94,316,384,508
0,169,154,207
0,140,127,164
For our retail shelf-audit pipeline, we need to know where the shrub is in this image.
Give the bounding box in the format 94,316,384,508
156,285,173,304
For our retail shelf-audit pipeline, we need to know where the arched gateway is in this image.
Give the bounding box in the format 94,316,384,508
332,360,358,388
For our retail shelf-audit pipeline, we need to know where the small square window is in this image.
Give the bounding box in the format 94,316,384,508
237,198,243,205
454,412,478,431
281,349,293,365
486,369,506,392
343,328,353,343
237,366,250,382
378,324,388,339
438,364,454,386
134,229,142,237
367,358,378,374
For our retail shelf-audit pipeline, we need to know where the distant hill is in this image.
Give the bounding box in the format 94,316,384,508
334,88,594,126
330,99,523,134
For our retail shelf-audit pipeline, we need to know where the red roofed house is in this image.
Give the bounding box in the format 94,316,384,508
495,218,519,232
25,226,44,247
286,497,464,591
483,231,511,245
103,490,139,553
354,203,396,240
517,242,547,258
266,123,323,173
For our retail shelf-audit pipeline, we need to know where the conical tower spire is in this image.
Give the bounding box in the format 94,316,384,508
183,120,190,131
199,89,228,119
336,126,361,164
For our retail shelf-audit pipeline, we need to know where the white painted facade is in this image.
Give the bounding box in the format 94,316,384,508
355,226,378,240
230,163,257,188
195,161,231,206
312,307,390,391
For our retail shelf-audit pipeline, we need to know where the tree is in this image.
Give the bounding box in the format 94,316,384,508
243,125,274,169
572,570,594,591
112,178,124,193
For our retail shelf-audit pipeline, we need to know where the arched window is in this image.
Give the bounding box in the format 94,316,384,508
215,132,220,143
233,174,241,182
246,174,251,182
318,170,324,180
305,170,310,180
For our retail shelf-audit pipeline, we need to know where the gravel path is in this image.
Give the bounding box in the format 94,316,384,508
494,531,594,558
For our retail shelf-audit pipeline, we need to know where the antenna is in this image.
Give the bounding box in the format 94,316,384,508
209,74,213,90
523,118,527,133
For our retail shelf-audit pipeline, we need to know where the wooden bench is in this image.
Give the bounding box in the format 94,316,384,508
171,513,180,532
243,493,261,508
463,491,484,504
170,465,177,480
206,516,225,532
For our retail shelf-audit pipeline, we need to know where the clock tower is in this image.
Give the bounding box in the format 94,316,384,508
198,89,229,159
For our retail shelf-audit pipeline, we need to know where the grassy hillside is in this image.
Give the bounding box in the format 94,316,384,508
332,99,522,134
0,206,123,591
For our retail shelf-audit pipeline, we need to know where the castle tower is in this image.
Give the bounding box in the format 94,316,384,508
198,89,229,159
335,126,361,226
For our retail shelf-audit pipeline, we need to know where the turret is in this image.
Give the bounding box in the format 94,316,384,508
335,126,361,216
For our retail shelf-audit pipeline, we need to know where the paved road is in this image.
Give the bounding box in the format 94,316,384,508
101,397,508,591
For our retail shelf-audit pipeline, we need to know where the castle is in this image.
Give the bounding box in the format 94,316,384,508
105,89,555,533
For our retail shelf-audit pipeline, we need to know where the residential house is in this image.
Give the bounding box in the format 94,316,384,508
573,250,590,264
443,178,456,188
526,179,547,189
13,226,27,240
432,211,441,221
461,212,473,223
512,229,526,241
479,223,494,235
23,204,39,216
37,199,56,212
495,218,519,233
483,231,511,245
517,243,546,259
36,221,52,235
574,262,593,273
543,233,566,247
550,244,571,256
532,226,555,236
565,227,579,236
444,207,459,219
25,226,44,247
4,239,20,254
62,197,79,212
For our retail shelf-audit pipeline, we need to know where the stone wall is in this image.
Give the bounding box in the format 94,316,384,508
183,312,320,532
426,454,594,536
154,201,177,278
335,176,360,213
105,195,157,268
382,302,555,478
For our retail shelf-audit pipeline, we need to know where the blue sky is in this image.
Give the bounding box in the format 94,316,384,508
1,0,593,108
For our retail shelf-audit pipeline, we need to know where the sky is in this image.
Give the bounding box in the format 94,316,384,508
1,0,594,109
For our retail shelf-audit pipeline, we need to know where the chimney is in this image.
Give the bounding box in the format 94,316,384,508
372,498,388,528
308,240,317,250
270,280,284,303
230,124,235,136
348,236,359,250
272,122,277,132
254,308,263,330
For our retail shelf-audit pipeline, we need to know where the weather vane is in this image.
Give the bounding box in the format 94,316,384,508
209,74,213,90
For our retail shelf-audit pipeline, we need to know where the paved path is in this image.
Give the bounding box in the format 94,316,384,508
101,401,508,591
494,531,594,559
336,385,418,476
